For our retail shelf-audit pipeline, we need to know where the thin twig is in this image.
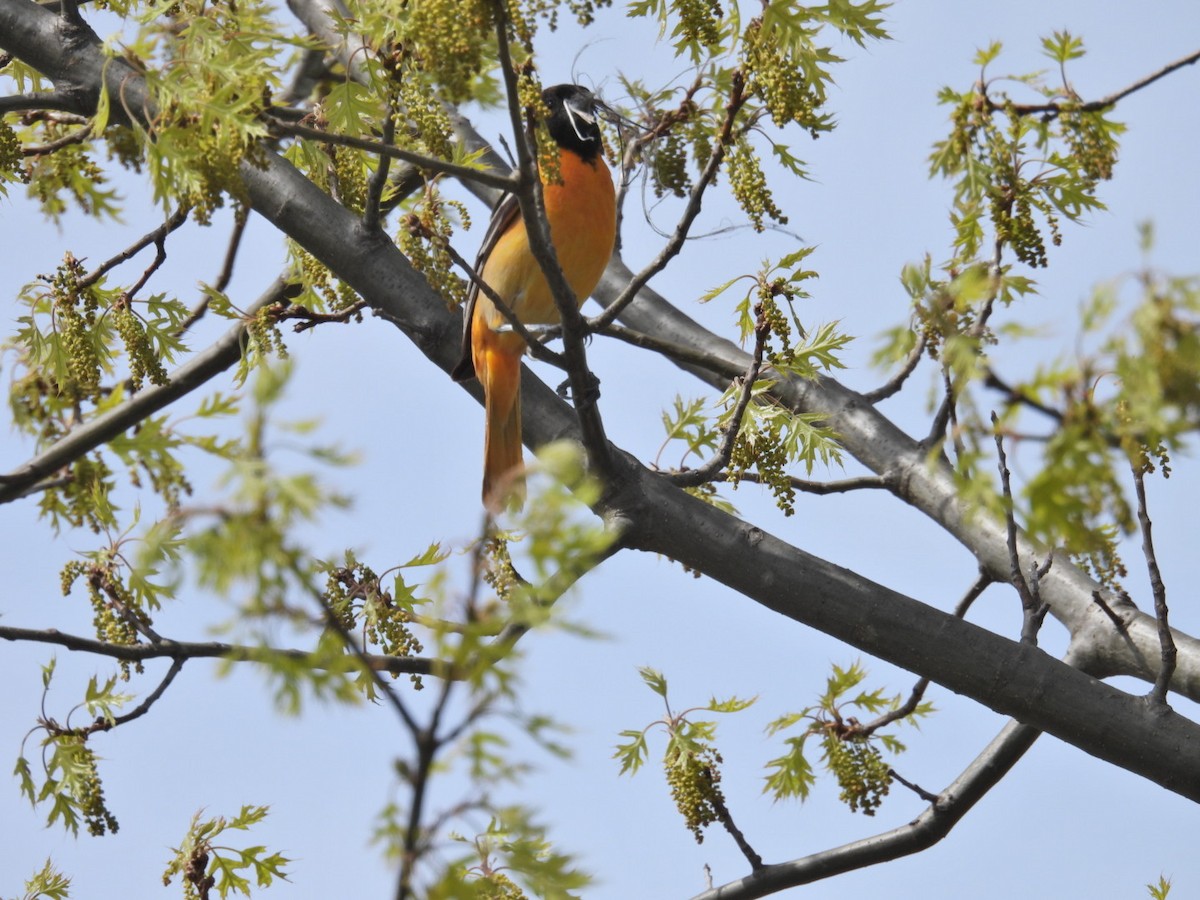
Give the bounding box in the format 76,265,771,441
395,675,457,900
1091,589,1128,635
1131,463,1176,705
21,124,91,155
266,116,516,193
984,367,1064,422
72,657,185,736
862,332,926,404
954,570,994,618
78,205,190,291
888,767,939,804
314,593,421,732
670,301,768,489
175,206,251,333
589,72,747,333
711,788,763,871
595,321,742,378
435,225,567,370
0,624,439,676
491,1,611,482
276,298,368,333
992,414,1050,645
363,102,396,232
999,48,1200,117
712,471,890,495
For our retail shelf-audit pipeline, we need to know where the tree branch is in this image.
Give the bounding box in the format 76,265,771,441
589,72,747,332
670,300,768,489
0,90,80,113
490,1,613,486
712,471,890,496
0,276,296,502
1000,48,1200,117
861,331,926,404
71,657,185,736
0,624,439,676
691,720,1042,900
77,205,190,291
266,116,516,193
993,418,1052,645
1131,462,1175,705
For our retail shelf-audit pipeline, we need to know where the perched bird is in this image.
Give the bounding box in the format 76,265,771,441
452,84,617,511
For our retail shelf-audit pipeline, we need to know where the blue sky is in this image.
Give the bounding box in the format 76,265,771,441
2,2,1199,898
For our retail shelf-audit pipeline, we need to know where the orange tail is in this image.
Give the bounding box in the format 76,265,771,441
478,340,526,512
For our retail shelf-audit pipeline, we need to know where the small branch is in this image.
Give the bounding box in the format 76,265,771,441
0,624,439,677
992,415,1050,645
712,471,890,496
984,367,1064,423
711,789,763,871
489,536,623,651
596,321,742,378
1091,589,1129,635
175,205,251,334
888,768,939,804
78,205,190,291
861,332,926,404
669,301,768,489
1000,48,1200,117
0,277,293,503
314,593,421,733
858,678,930,737
589,72,747,333
395,676,457,900
491,2,611,482
1131,463,1175,705
433,221,567,370
0,91,81,114
266,116,516,193
953,569,994,619
73,657,185,737
691,720,1042,900
213,206,248,295
363,102,396,232
21,124,92,155
927,367,962,460
275,298,369,333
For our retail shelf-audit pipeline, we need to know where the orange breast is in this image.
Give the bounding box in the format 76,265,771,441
477,148,616,335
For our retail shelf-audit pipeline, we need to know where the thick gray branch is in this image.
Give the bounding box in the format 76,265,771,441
590,256,1200,698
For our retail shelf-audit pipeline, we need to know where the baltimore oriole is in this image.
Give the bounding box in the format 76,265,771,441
452,84,617,511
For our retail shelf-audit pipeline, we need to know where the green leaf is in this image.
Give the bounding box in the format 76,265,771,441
763,736,817,801
637,666,668,698
19,857,72,900
1147,875,1172,900
973,41,1003,68
614,730,650,776
1041,30,1085,64
706,694,757,714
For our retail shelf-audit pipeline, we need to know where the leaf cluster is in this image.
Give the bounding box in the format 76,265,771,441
764,662,931,816
162,805,290,900
615,667,755,843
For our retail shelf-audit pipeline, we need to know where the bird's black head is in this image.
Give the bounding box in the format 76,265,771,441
541,84,604,161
